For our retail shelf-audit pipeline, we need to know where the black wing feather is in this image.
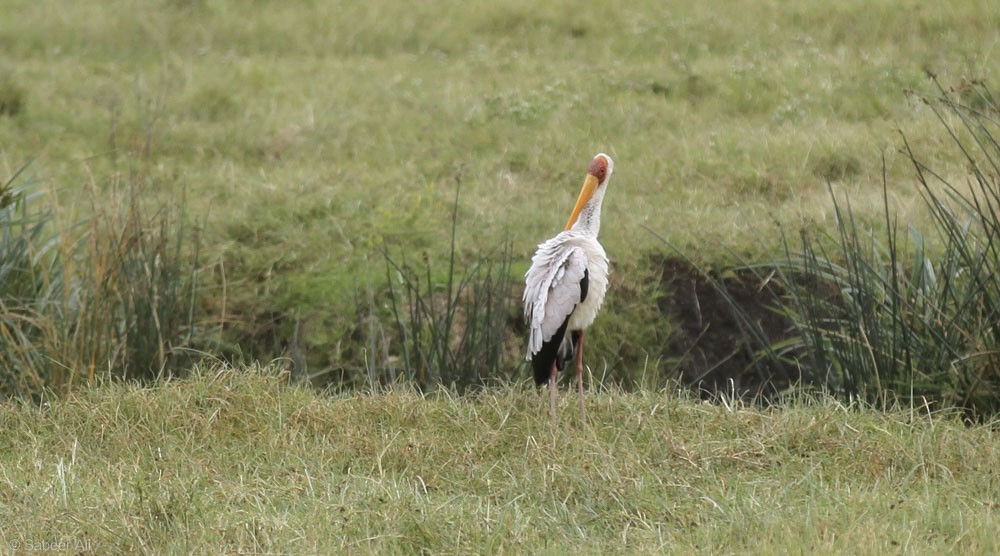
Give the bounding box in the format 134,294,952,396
531,268,589,385
532,317,570,385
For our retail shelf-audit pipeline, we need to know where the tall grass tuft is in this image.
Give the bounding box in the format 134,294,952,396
59,172,201,384
376,182,515,392
0,163,202,397
759,77,1000,416
0,164,62,393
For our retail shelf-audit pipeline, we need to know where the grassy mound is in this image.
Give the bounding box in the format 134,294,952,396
1,366,997,553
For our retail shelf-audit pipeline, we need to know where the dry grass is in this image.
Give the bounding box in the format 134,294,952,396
1,365,997,553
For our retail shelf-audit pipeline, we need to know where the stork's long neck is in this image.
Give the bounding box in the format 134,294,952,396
568,187,606,236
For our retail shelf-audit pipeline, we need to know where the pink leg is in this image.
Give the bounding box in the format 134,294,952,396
576,331,586,422
549,361,558,426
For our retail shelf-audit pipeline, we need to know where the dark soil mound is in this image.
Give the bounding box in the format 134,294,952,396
655,256,810,399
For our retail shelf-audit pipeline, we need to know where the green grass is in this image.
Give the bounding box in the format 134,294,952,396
1,365,997,553
3,4,1000,551
3,0,1000,376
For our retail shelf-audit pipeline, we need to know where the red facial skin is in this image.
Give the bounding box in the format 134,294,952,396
588,156,608,183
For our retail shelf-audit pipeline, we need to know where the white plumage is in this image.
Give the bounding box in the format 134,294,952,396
523,153,614,422
523,234,608,356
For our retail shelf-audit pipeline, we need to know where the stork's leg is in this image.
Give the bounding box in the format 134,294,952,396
549,361,558,426
576,330,586,422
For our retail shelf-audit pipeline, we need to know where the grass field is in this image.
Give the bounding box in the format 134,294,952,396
3,0,1000,379
1,366,998,553
3,3,1000,551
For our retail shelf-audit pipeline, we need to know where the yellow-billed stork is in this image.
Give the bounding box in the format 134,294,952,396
523,153,614,423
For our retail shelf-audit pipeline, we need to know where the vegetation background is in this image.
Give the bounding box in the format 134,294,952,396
2,0,998,386
1,0,999,552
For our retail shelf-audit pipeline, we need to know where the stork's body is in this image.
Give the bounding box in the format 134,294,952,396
523,153,614,423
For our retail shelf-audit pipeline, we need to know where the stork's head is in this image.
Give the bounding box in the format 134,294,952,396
565,153,614,231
